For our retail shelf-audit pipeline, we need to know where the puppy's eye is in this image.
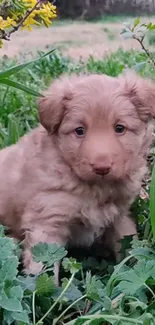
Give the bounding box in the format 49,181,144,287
75,127,85,137
115,124,126,134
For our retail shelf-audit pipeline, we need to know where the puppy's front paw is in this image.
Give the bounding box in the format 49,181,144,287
23,249,43,275
24,260,43,275
23,249,60,286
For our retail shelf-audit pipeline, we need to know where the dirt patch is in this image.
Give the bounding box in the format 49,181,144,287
0,19,154,59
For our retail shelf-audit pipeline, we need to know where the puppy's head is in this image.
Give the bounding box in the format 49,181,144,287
38,72,155,182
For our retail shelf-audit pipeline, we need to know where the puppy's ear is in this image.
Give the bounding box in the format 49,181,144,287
119,71,155,121
38,78,73,133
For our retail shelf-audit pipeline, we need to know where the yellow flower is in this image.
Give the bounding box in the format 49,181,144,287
0,0,57,42
11,14,19,21
22,12,40,31
2,17,17,29
42,3,57,18
22,0,37,9
36,3,57,27
0,16,17,30
0,16,4,29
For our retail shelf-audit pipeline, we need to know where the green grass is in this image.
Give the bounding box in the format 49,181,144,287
1,48,155,325
52,14,138,25
87,14,138,23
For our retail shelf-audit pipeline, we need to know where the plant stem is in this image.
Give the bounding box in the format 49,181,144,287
134,36,155,67
148,230,153,242
53,294,87,325
36,273,75,325
64,314,143,325
144,283,155,299
144,219,151,240
32,291,36,324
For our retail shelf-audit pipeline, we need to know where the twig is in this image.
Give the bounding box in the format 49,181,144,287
134,36,155,67
83,299,92,314
0,0,42,41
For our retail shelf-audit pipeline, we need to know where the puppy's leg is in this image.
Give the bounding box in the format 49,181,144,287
114,216,137,262
104,216,137,263
23,227,66,285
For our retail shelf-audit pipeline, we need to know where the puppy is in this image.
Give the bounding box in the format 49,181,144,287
0,72,154,281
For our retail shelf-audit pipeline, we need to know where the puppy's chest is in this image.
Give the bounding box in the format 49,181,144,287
74,184,120,230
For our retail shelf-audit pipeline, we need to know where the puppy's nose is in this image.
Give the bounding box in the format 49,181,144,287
93,159,112,176
94,166,111,176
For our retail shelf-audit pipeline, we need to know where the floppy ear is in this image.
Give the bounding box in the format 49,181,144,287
38,77,73,133
119,71,155,121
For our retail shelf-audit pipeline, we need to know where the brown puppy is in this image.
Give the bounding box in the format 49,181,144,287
0,72,154,280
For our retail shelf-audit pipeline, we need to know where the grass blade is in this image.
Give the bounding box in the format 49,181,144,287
0,48,55,79
149,160,155,240
0,78,44,97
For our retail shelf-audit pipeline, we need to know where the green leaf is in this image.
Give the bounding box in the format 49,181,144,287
17,275,36,292
0,237,16,261
3,310,30,325
133,61,146,72
0,48,55,79
147,22,153,30
4,309,30,324
3,309,14,325
0,225,7,237
69,315,144,325
61,279,82,302
140,313,155,325
85,272,103,301
11,311,30,323
118,259,155,295
10,286,23,300
5,114,22,145
0,291,22,312
0,257,18,282
62,257,81,274
150,160,155,240
32,242,67,267
133,17,140,30
121,31,134,39
147,22,155,30
131,246,155,260
0,78,43,97
36,273,56,295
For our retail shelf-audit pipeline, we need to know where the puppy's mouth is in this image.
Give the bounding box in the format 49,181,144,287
97,169,126,182
75,169,113,183
73,163,125,183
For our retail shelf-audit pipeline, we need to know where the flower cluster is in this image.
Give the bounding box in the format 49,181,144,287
0,0,57,46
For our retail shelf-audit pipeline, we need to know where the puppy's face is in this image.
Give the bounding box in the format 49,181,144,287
38,73,155,182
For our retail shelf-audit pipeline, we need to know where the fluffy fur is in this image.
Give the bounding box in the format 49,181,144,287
0,71,155,276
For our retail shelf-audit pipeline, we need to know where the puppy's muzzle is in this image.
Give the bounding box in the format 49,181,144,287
94,166,111,176
92,158,112,176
